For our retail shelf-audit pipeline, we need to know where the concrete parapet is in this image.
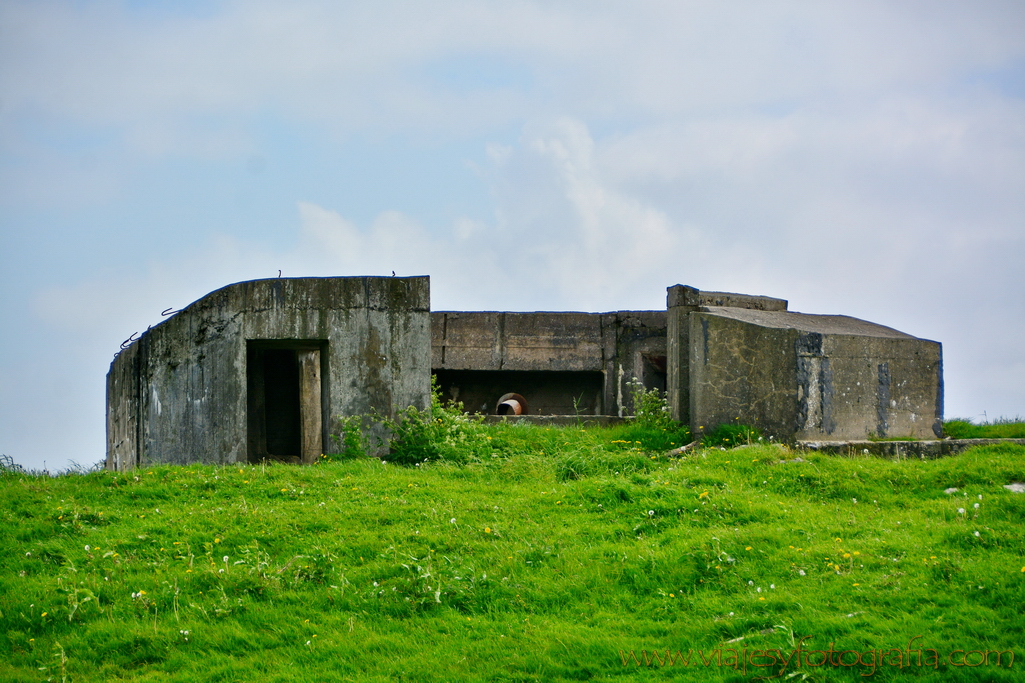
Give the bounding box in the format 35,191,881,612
483,415,627,427
667,284,788,423
432,310,666,417
667,285,788,312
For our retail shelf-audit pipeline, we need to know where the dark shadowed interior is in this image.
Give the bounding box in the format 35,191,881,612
434,369,604,415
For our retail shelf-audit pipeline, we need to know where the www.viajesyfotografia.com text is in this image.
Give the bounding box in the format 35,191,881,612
619,636,1014,677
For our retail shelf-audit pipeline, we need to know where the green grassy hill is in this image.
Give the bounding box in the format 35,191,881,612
2,423,1025,682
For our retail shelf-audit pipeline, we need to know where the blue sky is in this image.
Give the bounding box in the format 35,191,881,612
1,0,1023,471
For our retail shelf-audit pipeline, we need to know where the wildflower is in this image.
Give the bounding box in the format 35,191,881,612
485,527,492,534
699,491,709,499
974,531,981,537
974,503,980,509
648,510,655,517
957,508,965,515
450,518,456,524
745,546,752,551
84,545,90,551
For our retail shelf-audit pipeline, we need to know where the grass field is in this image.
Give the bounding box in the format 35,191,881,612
2,422,1025,682
943,417,1025,440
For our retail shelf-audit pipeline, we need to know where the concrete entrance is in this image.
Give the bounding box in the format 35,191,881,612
246,341,324,463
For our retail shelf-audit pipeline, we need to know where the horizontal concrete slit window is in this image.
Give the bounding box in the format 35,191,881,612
247,341,326,464
434,369,604,416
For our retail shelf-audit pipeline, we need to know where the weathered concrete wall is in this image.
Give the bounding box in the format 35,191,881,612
431,310,666,416
106,340,142,472
106,277,430,470
689,307,943,441
667,285,788,423
608,311,667,416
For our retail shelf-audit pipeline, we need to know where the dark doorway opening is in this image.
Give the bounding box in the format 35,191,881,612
247,341,326,463
262,350,302,457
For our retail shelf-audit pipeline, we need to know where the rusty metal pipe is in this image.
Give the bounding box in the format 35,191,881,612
497,399,522,415
496,393,528,416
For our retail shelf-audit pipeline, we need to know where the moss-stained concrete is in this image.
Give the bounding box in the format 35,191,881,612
107,277,429,470
689,306,942,442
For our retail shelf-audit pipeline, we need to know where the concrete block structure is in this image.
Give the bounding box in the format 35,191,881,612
106,277,430,470
431,311,666,417
667,285,788,427
667,285,943,441
107,276,944,470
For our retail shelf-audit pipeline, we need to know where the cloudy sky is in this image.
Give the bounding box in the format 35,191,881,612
1,1,1023,471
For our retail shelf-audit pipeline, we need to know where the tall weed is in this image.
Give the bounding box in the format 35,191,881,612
621,378,691,450
383,378,490,465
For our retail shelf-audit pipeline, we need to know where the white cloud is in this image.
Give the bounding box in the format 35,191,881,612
4,1,1022,147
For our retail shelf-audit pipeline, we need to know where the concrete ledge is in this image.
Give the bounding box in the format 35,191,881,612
667,284,788,311
483,415,627,427
797,439,1025,459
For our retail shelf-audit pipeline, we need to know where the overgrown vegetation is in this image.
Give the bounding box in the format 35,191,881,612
944,417,1025,440
327,415,371,461
2,423,1024,682
381,378,490,466
602,379,691,452
701,421,764,449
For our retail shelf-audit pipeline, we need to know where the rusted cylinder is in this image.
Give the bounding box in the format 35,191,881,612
496,393,528,416
497,399,522,415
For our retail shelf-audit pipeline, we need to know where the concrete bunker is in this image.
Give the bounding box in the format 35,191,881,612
107,277,945,468
106,276,430,470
